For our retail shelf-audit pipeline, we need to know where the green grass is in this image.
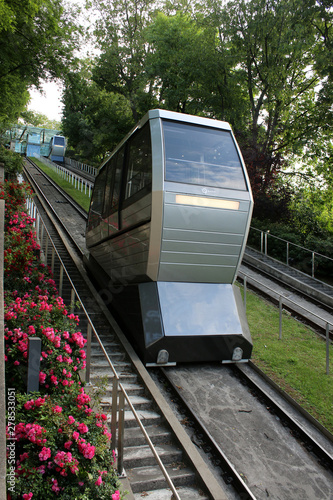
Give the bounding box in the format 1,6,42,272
30,159,333,433
243,287,333,433
31,158,91,212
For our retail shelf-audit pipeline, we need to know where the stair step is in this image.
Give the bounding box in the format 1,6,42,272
89,372,138,384
100,394,152,411
124,425,172,447
94,382,144,397
90,350,127,361
107,409,162,429
90,360,132,371
126,463,196,493
123,444,182,469
133,486,210,499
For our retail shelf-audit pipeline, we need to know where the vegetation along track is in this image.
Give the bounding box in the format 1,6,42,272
23,158,333,499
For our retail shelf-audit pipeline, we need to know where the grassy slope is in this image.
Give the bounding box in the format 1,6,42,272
244,288,333,433
32,159,91,212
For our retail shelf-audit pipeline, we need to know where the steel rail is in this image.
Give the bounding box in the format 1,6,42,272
159,368,258,500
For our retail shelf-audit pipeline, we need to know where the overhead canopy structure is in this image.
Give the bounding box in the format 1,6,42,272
1,125,62,156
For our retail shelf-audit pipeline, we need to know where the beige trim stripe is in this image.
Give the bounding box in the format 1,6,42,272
175,194,240,210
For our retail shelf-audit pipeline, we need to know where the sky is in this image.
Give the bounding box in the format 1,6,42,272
28,81,64,122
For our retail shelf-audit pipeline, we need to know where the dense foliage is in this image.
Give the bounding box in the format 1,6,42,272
0,148,24,179
2,180,122,499
0,0,81,127
2,0,333,233
60,0,333,226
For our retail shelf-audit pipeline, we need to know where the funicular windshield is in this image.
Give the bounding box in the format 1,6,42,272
53,136,65,146
163,120,247,191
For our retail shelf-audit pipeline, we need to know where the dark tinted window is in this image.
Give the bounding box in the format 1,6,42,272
163,121,247,191
103,148,124,217
53,136,65,146
125,123,152,200
87,166,107,230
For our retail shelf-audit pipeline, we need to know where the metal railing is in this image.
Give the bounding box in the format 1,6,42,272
64,157,97,177
26,196,180,499
249,227,333,281
240,272,332,375
36,156,94,197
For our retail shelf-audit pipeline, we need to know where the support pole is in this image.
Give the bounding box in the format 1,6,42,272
326,323,330,375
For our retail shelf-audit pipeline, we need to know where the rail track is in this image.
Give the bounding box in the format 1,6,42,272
21,158,333,499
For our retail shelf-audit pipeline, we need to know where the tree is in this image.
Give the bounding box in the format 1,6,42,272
20,110,61,130
90,0,158,121
145,12,207,113
61,63,134,164
0,0,81,125
192,0,321,219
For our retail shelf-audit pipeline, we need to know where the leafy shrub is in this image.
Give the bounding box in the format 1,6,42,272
2,180,122,499
9,390,119,500
0,147,24,178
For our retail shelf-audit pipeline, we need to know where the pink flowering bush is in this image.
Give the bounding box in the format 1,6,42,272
3,181,123,498
4,292,87,393
9,390,120,499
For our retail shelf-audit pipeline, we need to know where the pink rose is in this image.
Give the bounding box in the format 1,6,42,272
95,476,103,486
77,422,88,434
39,447,51,461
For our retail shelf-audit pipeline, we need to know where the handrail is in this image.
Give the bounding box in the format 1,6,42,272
36,156,94,197
239,271,332,374
64,157,97,177
249,226,333,280
26,195,179,498
119,383,181,500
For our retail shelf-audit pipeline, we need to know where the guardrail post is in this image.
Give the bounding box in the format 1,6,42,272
36,212,40,244
70,288,75,314
279,297,283,340
117,391,125,477
286,242,289,266
85,324,92,384
243,276,247,311
312,252,315,278
51,247,55,274
45,235,49,263
264,231,269,256
111,378,118,452
40,224,44,250
59,265,64,296
326,323,330,375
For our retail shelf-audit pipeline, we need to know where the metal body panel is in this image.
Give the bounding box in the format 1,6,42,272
146,116,165,281
89,223,150,283
109,282,253,364
121,193,151,231
157,282,243,336
85,109,254,365
157,191,251,283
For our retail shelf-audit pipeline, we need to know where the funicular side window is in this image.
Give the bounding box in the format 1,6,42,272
163,120,247,191
124,123,152,203
102,148,124,218
87,166,107,230
103,148,124,213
